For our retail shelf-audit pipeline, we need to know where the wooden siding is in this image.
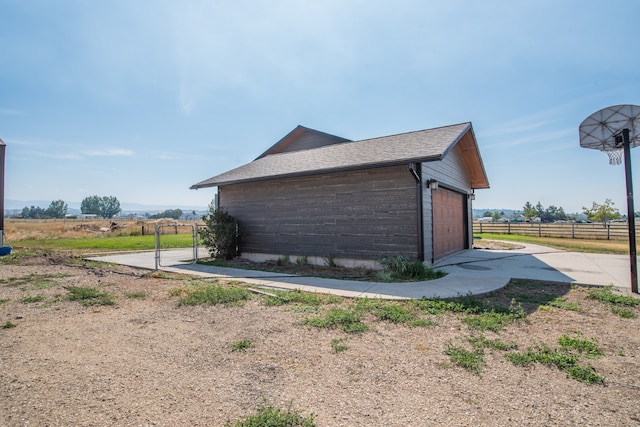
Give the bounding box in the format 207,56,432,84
422,146,473,262
219,165,419,260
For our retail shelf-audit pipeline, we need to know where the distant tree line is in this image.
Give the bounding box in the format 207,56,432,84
147,209,183,220
20,200,68,219
482,199,627,224
19,196,122,219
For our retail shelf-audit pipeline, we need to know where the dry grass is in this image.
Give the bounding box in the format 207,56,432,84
4,218,197,241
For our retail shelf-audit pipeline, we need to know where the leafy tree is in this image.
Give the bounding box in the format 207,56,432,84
582,199,621,225
45,200,68,218
81,195,102,216
80,195,122,218
523,202,537,220
199,204,238,260
99,196,121,219
482,211,493,218
21,205,47,219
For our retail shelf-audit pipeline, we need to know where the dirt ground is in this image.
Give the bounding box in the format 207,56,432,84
1,253,640,426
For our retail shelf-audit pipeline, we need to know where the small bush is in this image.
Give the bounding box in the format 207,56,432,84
296,256,308,265
199,205,238,260
379,255,446,281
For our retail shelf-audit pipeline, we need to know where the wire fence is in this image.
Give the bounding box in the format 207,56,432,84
474,221,637,240
155,223,201,268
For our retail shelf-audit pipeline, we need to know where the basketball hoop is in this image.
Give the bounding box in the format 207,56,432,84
579,104,640,294
607,148,623,165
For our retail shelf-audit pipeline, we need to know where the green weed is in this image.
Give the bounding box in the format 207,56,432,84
296,256,308,265
331,338,349,354
231,340,253,352
588,286,639,318
304,308,369,333
467,334,517,352
124,291,147,299
611,306,635,318
66,286,115,306
21,295,45,304
444,344,485,375
324,254,336,268
557,333,602,358
588,286,639,306
0,298,9,305
507,334,604,385
175,282,248,306
2,321,17,329
379,255,447,281
227,400,315,427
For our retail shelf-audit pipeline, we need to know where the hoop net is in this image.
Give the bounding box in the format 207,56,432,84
607,149,623,165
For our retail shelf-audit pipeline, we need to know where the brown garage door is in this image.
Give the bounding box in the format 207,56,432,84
432,188,466,259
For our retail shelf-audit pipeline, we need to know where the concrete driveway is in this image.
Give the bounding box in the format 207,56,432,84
87,242,635,299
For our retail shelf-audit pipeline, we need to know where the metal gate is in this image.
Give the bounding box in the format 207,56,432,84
154,223,200,269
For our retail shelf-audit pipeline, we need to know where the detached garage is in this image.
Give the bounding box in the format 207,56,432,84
191,122,489,266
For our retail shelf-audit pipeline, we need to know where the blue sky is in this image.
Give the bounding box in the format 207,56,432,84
1,1,639,213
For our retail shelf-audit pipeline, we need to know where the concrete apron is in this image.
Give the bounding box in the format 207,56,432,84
86,243,635,300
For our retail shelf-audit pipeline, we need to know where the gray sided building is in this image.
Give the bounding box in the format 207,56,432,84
191,123,489,267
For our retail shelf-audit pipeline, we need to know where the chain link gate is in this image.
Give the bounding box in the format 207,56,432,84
154,222,201,269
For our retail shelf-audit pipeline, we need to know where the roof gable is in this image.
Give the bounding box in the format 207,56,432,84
191,122,489,189
255,125,351,160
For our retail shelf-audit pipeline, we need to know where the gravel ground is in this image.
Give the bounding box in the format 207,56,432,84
1,255,640,426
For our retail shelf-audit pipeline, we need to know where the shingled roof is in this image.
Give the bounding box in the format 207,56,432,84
191,122,489,189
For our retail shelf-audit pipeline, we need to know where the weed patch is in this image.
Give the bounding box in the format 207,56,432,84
507,334,604,384
379,255,447,281
124,291,147,299
331,338,349,354
21,295,45,304
66,286,115,306
2,321,17,329
228,400,315,427
304,308,369,333
174,282,248,306
262,288,341,307
588,286,639,318
231,340,253,352
444,344,485,375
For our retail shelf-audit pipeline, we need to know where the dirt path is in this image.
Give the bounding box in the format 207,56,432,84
1,257,640,426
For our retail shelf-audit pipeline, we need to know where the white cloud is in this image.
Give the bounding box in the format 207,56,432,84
82,148,134,157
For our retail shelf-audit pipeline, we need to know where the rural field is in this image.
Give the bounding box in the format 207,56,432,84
1,219,640,426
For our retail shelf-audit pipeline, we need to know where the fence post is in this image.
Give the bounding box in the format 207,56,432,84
154,223,160,270
507,222,511,234
192,223,198,263
538,222,541,237
479,222,483,233
572,223,575,239
607,223,611,240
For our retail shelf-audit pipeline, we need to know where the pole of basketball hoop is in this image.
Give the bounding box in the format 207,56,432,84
621,128,638,294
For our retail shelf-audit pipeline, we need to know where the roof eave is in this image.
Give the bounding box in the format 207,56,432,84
189,155,442,189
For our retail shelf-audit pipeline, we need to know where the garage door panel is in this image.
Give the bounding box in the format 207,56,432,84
432,188,465,259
